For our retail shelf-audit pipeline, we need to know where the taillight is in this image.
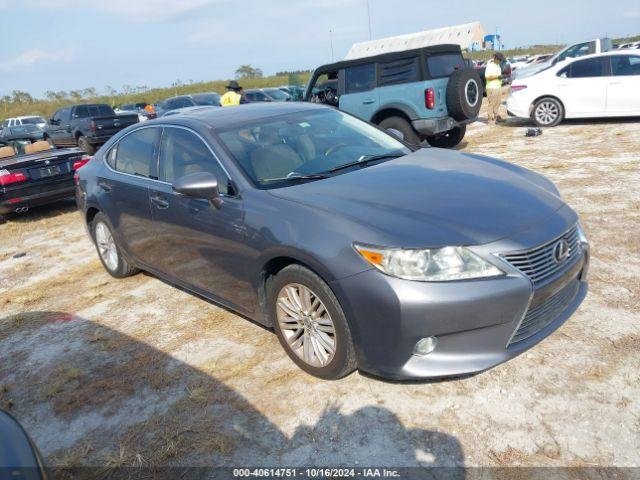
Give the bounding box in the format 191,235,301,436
425,88,435,109
511,85,527,92
0,169,27,186
74,173,80,185
90,120,97,133
72,155,91,171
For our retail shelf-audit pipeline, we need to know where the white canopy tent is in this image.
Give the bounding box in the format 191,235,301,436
345,22,485,60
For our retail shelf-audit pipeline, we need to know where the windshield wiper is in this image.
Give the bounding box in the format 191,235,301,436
328,152,405,173
262,172,331,183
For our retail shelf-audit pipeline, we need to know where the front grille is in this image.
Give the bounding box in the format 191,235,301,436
509,279,579,345
501,226,581,284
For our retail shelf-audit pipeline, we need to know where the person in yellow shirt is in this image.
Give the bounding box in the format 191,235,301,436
221,80,244,107
485,52,505,125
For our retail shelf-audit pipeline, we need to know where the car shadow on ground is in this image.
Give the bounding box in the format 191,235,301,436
478,114,640,129
0,311,466,478
3,198,77,224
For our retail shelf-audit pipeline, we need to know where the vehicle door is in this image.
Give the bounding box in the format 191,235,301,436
148,126,255,311
556,57,609,116
47,109,64,145
56,107,74,145
338,63,378,121
607,55,640,114
98,126,161,265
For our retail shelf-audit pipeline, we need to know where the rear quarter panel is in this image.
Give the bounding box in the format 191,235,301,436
377,79,449,119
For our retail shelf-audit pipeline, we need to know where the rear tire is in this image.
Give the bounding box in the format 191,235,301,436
531,97,564,127
426,125,466,148
378,116,421,146
91,213,139,278
268,264,357,380
78,136,96,155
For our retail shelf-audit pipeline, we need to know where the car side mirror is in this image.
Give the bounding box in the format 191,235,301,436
49,118,56,125
172,171,223,208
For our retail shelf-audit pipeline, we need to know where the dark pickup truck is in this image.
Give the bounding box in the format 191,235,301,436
0,138,89,224
43,104,138,155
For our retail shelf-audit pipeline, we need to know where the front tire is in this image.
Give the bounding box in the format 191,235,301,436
378,116,421,146
91,213,139,278
78,136,96,155
426,125,467,148
531,97,564,127
268,264,357,380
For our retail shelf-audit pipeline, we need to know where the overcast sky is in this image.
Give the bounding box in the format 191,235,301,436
1,0,638,97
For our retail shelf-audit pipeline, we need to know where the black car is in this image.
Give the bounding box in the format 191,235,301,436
43,104,138,155
0,137,88,223
0,124,45,143
156,93,221,116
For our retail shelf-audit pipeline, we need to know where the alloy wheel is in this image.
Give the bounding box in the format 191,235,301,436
95,222,118,271
535,101,559,125
276,283,336,367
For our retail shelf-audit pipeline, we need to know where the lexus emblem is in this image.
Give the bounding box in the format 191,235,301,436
553,239,570,263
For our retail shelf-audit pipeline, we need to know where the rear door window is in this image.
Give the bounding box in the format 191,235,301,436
611,55,640,76
158,127,230,194
344,63,376,94
568,57,610,78
427,53,465,77
379,57,420,86
113,127,160,178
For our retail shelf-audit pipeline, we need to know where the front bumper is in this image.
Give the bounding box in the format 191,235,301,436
331,218,589,380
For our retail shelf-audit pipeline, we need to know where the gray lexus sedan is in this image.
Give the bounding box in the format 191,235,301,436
76,102,589,380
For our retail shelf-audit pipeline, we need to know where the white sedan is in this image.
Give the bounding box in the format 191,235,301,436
507,51,640,127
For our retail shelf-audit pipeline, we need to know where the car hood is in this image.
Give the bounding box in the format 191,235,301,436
268,148,568,247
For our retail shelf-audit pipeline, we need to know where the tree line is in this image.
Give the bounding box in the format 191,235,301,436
1,66,312,121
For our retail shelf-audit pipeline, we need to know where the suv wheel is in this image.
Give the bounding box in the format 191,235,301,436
531,97,564,127
78,136,96,155
91,213,139,278
268,264,357,380
378,117,420,146
426,125,466,149
446,69,483,121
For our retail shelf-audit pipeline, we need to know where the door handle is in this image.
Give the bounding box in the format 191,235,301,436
150,194,169,209
98,181,112,192
362,99,375,105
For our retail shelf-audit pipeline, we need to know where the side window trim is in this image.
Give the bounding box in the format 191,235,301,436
155,125,237,197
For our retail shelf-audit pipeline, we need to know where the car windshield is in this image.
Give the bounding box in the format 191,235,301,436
21,117,45,125
192,93,221,106
264,89,290,100
217,109,409,188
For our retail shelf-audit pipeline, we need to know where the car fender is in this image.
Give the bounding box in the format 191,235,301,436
371,102,419,123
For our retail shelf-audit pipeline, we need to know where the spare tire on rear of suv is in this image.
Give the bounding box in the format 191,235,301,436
446,69,482,121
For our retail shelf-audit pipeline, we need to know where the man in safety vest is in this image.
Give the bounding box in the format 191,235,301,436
221,80,244,107
485,52,505,125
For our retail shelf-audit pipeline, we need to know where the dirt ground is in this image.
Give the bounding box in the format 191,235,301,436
1,105,639,470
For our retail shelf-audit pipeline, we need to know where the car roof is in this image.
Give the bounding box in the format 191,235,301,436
313,43,462,73
152,102,327,130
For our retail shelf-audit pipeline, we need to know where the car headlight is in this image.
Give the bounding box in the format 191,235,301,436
354,243,504,282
